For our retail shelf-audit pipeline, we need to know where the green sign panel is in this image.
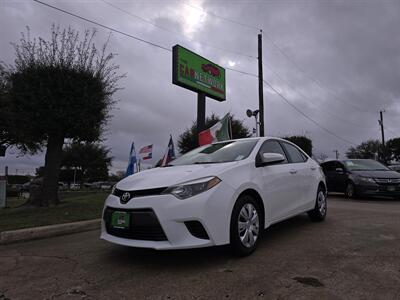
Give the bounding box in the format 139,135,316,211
173,45,226,101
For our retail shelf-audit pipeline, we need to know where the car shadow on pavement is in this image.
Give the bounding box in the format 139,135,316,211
101,214,312,269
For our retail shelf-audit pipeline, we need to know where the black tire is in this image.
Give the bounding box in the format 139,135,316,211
230,195,263,256
308,186,327,222
345,182,356,198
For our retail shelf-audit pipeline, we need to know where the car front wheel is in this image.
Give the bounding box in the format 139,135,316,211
345,182,356,198
230,195,262,256
308,186,327,222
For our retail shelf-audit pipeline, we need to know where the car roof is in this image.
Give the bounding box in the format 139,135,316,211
210,136,310,157
341,159,376,162
212,136,294,143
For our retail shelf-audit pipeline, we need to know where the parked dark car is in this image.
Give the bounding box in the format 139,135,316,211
321,159,400,198
389,164,400,173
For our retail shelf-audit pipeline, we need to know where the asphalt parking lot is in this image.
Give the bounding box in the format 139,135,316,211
1,195,400,300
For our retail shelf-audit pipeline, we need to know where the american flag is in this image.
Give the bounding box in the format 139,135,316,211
139,144,153,160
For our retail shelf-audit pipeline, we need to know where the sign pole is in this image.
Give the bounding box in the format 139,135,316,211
258,31,265,137
197,92,206,145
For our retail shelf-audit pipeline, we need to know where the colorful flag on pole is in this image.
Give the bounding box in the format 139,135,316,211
198,113,231,146
139,144,153,160
125,141,137,176
161,135,176,167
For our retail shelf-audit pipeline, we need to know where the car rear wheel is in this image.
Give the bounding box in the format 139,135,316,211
230,195,262,256
345,182,356,198
308,186,327,222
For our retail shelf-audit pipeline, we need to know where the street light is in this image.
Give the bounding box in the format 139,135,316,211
246,109,260,137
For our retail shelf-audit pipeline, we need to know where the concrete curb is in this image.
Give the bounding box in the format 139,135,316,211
0,219,101,245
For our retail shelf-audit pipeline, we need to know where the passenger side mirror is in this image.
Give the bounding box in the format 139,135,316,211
258,153,285,167
335,167,344,174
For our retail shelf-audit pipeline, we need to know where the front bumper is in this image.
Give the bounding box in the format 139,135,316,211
356,183,400,198
100,182,235,250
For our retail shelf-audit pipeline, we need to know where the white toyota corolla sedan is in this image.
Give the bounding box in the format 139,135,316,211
101,137,327,255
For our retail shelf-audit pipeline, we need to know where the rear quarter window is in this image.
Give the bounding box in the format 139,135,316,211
281,142,307,163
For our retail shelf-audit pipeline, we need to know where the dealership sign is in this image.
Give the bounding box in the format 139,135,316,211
173,45,226,101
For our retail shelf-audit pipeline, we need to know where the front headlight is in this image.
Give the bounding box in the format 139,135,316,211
111,184,116,195
163,176,221,200
359,176,375,184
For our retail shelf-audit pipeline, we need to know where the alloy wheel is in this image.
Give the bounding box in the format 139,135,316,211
346,183,354,198
317,190,327,216
238,203,260,248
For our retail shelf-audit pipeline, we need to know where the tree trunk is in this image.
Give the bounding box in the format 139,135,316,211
33,135,64,206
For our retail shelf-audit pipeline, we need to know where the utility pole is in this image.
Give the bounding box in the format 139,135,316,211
378,110,386,162
378,110,385,147
258,30,265,137
333,150,339,160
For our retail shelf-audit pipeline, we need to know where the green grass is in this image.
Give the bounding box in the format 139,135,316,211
0,191,109,232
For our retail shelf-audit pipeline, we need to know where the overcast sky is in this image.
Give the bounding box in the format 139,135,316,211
1,0,400,175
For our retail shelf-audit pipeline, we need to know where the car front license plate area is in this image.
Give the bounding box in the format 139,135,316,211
387,186,396,192
111,211,130,229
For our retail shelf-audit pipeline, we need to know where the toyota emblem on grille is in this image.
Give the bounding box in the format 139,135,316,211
121,192,131,203
388,179,392,183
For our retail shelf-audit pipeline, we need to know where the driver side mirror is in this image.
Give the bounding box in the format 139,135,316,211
257,153,285,167
335,167,344,174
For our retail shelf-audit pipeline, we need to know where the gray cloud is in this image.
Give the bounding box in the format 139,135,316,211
1,0,400,175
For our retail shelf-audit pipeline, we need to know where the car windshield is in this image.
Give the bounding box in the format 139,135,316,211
168,139,259,166
343,159,390,171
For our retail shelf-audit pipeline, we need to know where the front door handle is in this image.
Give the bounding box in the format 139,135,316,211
310,167,316,170
290,169,297,174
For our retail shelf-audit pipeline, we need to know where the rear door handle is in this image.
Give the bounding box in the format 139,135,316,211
311,167,316,170
290,169,297,174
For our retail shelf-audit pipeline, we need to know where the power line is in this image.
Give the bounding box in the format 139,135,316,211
384,126,398,137
101,0,256,59
263,62,372,129
32,0,172,52
32,0,358,147
263,44,364,112
184,1,365,111
263,79,358,146
32,0,258,78
183,2,261,31
225,67,257,78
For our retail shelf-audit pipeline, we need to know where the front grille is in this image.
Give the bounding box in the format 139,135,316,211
374,178,400,185
113,187,167,204
103,207,167,241
185,221,209,240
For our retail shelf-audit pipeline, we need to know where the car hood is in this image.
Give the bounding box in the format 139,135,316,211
116,162,239,190
352,170,400,178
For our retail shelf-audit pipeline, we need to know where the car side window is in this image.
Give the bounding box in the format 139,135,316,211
281,142,306,163
258,140,288,163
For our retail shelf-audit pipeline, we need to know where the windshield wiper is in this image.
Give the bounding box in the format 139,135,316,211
193,161,217,164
